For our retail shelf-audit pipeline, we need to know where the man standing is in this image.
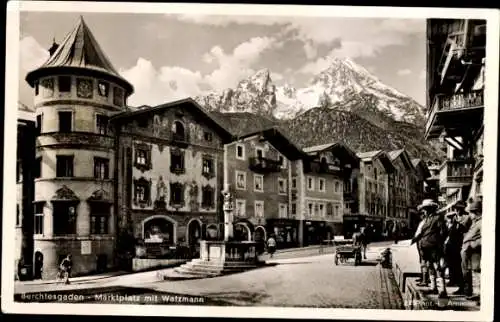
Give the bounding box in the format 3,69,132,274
59,254,73,285
352,227,368,259
460,199,482,301
267,235,277,259
413,199,447,298
412,209,428,286
443,211,464,288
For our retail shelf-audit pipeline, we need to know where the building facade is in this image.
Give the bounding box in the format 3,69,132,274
387,149,415,234
112,99,233,262
425,19,485,213
223,127,304,248
24,17,135,279
350,150,394,240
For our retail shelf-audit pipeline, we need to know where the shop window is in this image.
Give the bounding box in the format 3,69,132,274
90,203,109,234
53,203,77,235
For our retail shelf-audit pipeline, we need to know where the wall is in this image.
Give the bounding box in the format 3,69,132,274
116,103,225,245
224,136,290,228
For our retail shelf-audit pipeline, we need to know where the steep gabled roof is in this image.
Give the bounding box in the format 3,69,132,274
110,97,233,142
235,126,306,161
357,150,394,173
389,149,414,171
26,16,133,94
356,150,383,161
304,142,360,165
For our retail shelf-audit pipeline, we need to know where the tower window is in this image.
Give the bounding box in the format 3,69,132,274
34,157,41,178
98,81,109,97
53,203,77,235
56,155,74,177
58,76,71,93
113,87,124,106
36,114,43,135
58,111,72,132
96,114,109,135
34,202,44,235
94,157,109,180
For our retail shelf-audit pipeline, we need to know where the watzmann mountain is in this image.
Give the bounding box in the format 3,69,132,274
195,57,442,160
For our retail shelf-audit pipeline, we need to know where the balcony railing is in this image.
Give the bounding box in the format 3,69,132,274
425,90,484,137
248,157,282,173
440,159,474,187
171,134,189,148
306,161,341,175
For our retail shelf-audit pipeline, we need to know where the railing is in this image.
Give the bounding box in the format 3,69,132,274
171,134,189,147
425,90,484,136
249,157,282,173
436,90,484,112
440,159,473,187
307,161,341,175
135,242,194,259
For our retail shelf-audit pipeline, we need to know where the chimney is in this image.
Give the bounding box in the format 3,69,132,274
48,37,59,57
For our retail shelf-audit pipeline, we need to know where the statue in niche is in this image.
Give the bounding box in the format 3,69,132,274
154,175,167,209
189,181,199,211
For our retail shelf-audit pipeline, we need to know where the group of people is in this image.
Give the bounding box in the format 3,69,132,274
411,197,482,302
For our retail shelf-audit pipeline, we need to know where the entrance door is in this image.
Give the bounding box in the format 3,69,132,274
34,251,43,279
187,220,202,246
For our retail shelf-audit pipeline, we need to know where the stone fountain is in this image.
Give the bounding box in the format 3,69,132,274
161,188,264,280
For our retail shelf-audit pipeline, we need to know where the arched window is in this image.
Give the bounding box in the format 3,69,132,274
173,121,185,140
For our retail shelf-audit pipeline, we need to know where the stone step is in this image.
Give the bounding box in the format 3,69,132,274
174,267,221,277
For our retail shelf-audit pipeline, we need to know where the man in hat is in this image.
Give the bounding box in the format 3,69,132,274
460,198,482,301
412,208,429,286
412,199,448,298
455,200,473,235
443,210,464,289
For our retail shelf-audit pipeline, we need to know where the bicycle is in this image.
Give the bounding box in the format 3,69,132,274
56,268,70,284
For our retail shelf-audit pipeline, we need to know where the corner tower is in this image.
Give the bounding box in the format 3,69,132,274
25,16,133,279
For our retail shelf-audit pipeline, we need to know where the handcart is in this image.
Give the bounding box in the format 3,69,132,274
334,245,362,266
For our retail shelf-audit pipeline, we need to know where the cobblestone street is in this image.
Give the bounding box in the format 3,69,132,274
15,244,402,309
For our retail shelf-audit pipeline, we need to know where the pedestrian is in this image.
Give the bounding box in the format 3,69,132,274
412,209,428,286
267,235,277,258
443,211,464,288
459,199,482,302
412,199,448,298
393,223,399,244
59,254,73,285
352,227,368,259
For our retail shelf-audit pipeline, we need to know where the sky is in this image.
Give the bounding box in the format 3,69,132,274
18,11,427,108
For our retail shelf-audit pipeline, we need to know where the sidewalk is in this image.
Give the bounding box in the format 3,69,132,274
389,240,480,311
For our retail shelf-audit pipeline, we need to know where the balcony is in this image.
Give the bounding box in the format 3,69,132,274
171,134,189,148
306,161,342,175
439,159,473,188
248,157,282,174
425,90,484,139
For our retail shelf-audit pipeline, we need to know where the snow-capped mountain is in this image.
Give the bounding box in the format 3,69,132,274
195,57,426,125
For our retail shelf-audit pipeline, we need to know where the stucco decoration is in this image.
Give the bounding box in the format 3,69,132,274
52,185,79,201
87,189,111,202
189,181,199,212
154,175,167,209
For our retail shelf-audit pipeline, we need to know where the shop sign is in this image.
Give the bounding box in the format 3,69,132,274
81,240,91,255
